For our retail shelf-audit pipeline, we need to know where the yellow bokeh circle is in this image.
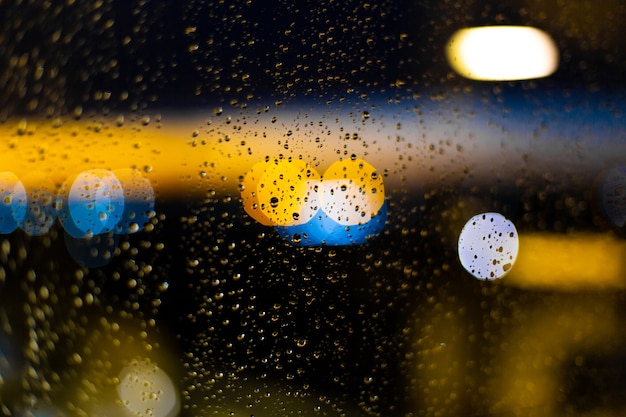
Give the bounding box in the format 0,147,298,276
241,158,320,226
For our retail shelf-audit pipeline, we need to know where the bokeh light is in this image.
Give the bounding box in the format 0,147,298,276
319,158,385,226
2,1,626,416
596,166,626,229
241,158,320,226
64,231,119,268
2,169,143,238
116,359,180,417
112,168,155,234
0,171,27,234
242,157,387,246
489,298,621,417
457,212,519,280
446,26,559,81
20,172,57,236
506,233,626,290
57,169,125,238
276,200,388,246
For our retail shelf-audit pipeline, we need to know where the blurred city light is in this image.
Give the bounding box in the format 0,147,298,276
489,297,622,417
242,157,387,246
446,26,559,81
0,172,27,233
457,212,519,280
241,158,320,226
112,168,156,234
595,166,626,228
507,233,626,290
64,231,119,268
276,200,388,246
20,172,56,236
57,169,125,238
116,359,180,417
318,158,385,226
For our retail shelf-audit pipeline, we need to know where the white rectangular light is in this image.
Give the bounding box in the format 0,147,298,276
446,26,559,81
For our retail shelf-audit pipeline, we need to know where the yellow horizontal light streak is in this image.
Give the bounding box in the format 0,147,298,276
506,233,626,290
0,117,235,198
446,26,559,81
0,114,433,199
0,116,400,199
1,108,623,203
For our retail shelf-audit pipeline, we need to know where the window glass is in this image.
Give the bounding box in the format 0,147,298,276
1,1,626,416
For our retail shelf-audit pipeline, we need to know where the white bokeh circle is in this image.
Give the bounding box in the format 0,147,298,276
116,359,180,417
458,212,519,280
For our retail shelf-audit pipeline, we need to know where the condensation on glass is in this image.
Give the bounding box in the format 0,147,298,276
1,1,626,416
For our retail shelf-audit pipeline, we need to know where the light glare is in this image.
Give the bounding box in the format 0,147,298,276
117,359,180,417
457,212,519,280
446,26,559,81
506,233,626,290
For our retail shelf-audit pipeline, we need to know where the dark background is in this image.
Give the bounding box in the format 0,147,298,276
2,0,626,115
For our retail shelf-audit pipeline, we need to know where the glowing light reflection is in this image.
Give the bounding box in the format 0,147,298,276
116,359,180,417
458,212,519,280
64,231,119,268
506,233,626,290
319,158,385,226
596,166,626,228
112,168,155,234
276,200,388,246
241,157,387,246
20,172,56,236
241,159,320,226
446,26,559,81
0,172,27,234
58,169,125,238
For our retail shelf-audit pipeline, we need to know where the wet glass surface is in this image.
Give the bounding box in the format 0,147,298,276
1,1,626,416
